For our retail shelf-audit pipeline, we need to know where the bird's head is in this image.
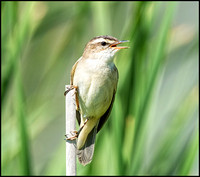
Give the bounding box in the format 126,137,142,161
82,35,129,62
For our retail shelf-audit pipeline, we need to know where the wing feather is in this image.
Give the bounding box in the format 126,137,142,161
97,90,116,133
97,65,118,133
70,58,82,124
70,57,82,85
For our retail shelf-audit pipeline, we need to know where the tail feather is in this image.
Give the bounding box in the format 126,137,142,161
77,125,97,166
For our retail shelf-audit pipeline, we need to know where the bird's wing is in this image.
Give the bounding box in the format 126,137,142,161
70,57,82,85
97,65,118,133
97,90,116,133
70,57,82,125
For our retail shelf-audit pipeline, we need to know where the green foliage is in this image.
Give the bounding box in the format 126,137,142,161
1,1,198,175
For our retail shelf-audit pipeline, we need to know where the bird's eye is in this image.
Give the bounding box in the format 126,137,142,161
101,41,107,46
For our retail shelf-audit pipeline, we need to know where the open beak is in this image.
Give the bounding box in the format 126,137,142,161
110,40,129,49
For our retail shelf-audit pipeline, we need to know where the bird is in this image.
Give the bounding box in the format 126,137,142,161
66,35,129,166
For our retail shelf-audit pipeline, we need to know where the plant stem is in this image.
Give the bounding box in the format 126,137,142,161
65,85,77,176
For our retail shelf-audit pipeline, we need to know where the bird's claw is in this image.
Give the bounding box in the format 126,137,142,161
65,130,78,140
64,85,78,96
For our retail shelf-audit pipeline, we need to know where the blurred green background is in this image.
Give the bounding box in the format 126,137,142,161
1,1,199,176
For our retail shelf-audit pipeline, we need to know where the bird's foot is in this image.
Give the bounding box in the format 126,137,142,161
64,85,80,111
65,130,78,140
65,119,89,141
64,85,78,96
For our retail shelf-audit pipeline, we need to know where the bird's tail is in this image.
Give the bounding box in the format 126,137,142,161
77,125,98,166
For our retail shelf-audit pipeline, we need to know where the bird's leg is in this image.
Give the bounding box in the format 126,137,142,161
64,85,79,111
74,87,80,111
64,85,81,141
65,118,89,141
77,118,89,134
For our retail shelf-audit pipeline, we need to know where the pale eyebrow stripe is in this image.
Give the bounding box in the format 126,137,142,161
90,38,106,44
90,38,114,45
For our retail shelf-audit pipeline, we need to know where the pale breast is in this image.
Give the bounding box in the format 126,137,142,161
73,59,118,119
